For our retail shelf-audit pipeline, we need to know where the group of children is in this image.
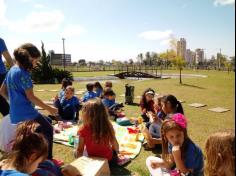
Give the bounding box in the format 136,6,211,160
139,88,235,176
0,41,234,176
53,78,123,122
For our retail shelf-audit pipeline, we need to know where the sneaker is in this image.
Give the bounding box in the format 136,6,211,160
143,143,154,151
117,156,131,166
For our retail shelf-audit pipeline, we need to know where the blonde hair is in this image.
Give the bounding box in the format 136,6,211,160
66,86,75,93
81,98,115,145
204,130,235,176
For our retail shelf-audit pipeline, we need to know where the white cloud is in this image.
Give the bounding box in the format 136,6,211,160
8,10,65,33
0,0,64,32
33,4,46,9
214,0,235,6
0,0,8,26
60,25,85,38
139,30,173,41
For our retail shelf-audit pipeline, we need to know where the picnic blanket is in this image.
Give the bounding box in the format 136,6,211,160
53,122,144,159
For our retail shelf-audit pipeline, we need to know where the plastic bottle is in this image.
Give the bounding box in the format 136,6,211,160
73,135,79,158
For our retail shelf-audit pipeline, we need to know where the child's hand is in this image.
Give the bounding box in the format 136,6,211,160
150,160,163,169
172,145,181,159
142,108,147,113
54,95,59,101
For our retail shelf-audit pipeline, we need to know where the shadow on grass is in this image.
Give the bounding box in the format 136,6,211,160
110,165,132,176
180,83,206,90
125,102,140,106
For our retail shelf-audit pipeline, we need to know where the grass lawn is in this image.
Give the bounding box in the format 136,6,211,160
0,70,235,176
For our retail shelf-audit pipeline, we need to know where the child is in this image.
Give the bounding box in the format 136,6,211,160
82,83,97,102
0,120,63,176
76,98,119,165
0,37,14,117
54,86,80,121
57,78,72,100
94,81,103,98
104,81,112,88
0,124,48,175
102,88,116,108
204,130,235,176
0,43,58,159
142,95,164,149
161,94,184,118
140,88,155,122
146,113,204,176
102,88,124,120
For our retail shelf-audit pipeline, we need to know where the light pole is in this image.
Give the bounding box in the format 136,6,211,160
62,38,66,71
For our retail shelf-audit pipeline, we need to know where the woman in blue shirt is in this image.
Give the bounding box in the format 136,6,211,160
0,38,14,117
0,43,58,159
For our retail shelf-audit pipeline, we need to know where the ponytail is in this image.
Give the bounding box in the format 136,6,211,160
176,101,184,115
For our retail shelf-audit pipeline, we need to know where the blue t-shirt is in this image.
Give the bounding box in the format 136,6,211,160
0,170,29,176
58,89,65,100
0,38,8,74
60,96,79,111
168,140,204,175
82,91,97,102
95,88,103,97
4,65,39,124
102,98,115,108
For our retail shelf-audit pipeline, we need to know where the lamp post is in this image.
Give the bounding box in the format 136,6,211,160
62,38,66,71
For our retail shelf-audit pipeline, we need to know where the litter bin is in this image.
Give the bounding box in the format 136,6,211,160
125,84,134,104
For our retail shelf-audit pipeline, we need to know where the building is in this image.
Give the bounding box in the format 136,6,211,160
195,48,204,64
177,38,187,61
49,50,72,66
186,49,194,64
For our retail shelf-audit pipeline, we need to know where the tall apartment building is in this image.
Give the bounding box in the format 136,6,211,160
177,38,187,61
185,49,195,64
195,48,204,64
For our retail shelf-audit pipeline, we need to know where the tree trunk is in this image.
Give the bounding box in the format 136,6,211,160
180,68,182,84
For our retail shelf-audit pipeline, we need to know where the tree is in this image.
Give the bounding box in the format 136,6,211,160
32,42,73,84
224,60,232,74
145,52,151,66
78,59,86,66
230,56,235,71
129,58,134,65
32,42,54,84
173,56,186,84
137,53,143,65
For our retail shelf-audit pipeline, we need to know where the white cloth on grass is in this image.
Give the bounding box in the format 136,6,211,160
0,114,17,152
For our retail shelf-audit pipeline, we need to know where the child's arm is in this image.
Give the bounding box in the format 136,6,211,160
0,83,8,100
25,88,58,115
76,136,85,158
111,136,119,154
2,50,14,67
172,145,192,174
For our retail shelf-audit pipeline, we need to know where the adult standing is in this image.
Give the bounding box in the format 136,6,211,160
0,38,14,116
0,43,58,159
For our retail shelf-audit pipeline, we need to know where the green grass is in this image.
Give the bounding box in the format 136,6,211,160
0,70,235,176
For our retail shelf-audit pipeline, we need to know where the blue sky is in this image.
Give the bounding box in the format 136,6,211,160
0,0,235,62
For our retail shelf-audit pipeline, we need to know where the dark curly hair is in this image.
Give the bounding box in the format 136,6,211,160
14,43,41,70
